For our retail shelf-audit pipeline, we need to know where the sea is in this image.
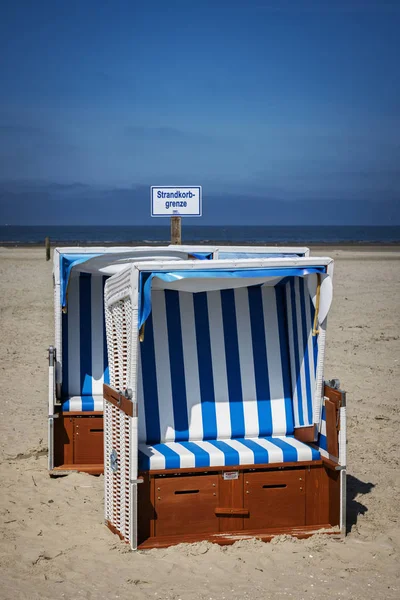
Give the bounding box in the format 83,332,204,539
0,225,399,245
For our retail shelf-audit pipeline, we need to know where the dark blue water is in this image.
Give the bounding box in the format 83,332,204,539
0,225,399,245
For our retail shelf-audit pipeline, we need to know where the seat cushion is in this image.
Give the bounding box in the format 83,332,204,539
138,436,320,471
62,395,104,412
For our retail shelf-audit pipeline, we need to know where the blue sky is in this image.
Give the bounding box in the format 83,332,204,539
0,0,399,224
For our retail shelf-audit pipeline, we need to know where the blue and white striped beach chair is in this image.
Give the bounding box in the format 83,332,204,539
49,246,218,471
102,257,347,549
48,245,311,473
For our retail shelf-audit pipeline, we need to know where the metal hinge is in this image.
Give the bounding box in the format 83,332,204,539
48,345,56,366
325,378,340,390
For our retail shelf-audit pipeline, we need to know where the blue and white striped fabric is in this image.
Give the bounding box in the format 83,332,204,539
318,403,328,455
137,281,321,470
138,436,320,470
61,272,109,411
62,395,104,411
285,277,318,429
138,285,295,445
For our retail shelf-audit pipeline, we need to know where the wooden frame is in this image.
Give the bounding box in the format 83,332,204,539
104,380,344,548
324,385,343,457
116,461,340,549
103,376,345,547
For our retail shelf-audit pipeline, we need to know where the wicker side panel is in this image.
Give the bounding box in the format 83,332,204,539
105,297,132,391
104,402,131,542
104,294,133,544
104,399,114,524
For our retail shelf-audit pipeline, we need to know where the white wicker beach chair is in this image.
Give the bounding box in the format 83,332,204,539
48,245,311,474
102,256,346,549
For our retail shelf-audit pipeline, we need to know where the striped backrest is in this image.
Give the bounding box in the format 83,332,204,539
137,285,295,444
62,271,318,430
285,277,318,429
61,272,109,398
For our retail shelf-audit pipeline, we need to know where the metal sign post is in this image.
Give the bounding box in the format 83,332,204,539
150,186,202,244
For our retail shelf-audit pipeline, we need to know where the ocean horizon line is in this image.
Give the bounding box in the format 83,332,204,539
1,224,399,246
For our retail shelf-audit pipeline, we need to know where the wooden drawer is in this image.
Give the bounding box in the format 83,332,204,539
154,474,219,537
244,469,306,529
54,413,104,467
74,416,104,465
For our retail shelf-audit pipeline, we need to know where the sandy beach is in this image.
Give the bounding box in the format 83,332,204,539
0,246,399,600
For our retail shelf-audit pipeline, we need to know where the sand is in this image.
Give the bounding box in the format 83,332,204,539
0,246,399,600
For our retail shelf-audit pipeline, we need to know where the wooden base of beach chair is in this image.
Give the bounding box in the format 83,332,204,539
53,412,104,473
50,464,104,477
130,461,340,549
134,524,340,549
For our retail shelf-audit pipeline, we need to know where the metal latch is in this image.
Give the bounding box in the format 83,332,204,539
118,387,133,407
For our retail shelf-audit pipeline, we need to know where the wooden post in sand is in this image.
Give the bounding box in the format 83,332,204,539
45,237,51,261
171,216,182,245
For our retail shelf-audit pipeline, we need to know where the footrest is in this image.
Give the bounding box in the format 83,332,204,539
136,464,338,548
215,508,249,516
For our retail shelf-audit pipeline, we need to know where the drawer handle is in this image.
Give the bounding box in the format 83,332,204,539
262,484,287,489
215,508,250,516
90,428,103,433
174,489,199,495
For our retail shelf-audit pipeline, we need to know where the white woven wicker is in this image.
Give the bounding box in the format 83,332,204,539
104,267,138,547
313,321,326,428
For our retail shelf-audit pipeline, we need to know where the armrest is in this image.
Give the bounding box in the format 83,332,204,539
294,425,317,443
323,383,346,459
103,383,137,417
